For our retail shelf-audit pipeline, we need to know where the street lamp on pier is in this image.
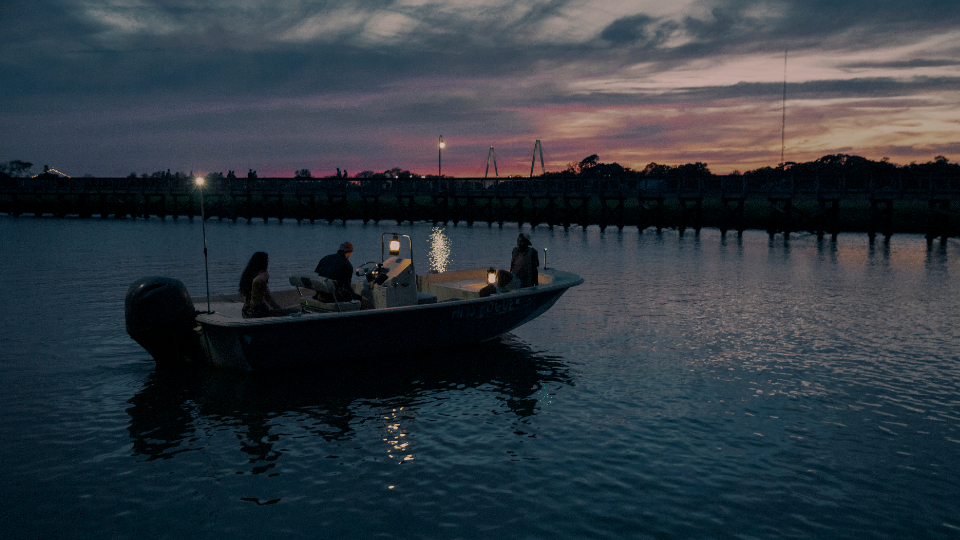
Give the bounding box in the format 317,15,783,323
195,176,211,314
438,135,445,177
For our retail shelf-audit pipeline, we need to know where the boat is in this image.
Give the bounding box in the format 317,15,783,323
125,233,584,370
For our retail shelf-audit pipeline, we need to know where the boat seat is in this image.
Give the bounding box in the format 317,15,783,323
289,275,361,313
300,297,361,313
290,275,334,294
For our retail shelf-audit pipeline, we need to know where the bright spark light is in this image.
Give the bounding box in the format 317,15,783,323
429,226,451,273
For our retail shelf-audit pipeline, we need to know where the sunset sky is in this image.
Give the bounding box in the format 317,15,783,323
2,0,959,178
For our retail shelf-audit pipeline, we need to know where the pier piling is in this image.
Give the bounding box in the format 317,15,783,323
1,175,957,242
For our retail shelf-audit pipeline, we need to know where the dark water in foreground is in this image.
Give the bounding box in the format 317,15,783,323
1,216,959,539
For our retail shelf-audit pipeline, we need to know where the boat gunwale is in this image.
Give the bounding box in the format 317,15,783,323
195,268,583,329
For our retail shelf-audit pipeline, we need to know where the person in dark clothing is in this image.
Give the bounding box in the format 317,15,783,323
239,251,299,318
510,233,539,287
315,242,355,290
315,241,370,307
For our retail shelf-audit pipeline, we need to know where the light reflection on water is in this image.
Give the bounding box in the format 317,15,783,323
1,216,960,539
428,226,451,273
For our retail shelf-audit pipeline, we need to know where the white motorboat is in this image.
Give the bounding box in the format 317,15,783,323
125,233,583,370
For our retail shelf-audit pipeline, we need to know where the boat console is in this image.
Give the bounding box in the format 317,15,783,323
366,256,418,308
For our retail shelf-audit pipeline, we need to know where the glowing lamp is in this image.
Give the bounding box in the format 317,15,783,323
487,267,496,284
438,135,445,177
195,176,205,186
389,233,401,256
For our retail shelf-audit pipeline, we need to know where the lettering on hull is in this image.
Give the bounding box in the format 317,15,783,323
451,297,527,320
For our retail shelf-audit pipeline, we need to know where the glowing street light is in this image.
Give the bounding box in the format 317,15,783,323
195,176,211,313
438,135,445,177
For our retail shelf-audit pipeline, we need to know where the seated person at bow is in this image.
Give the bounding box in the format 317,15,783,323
239,251,300,318
478,269,518,297
479,233,540,297
315,241,372,309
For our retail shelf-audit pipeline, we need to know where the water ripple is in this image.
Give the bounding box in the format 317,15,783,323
3,219,960,539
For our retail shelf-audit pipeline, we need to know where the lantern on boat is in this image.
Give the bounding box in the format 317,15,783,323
389,233,401,256
487,267,497,284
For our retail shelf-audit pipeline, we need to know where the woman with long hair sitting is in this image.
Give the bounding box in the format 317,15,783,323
239,251,298,318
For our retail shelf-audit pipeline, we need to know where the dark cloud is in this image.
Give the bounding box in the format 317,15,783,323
600,14,673,47
840,59,960,70
660,0,960,58
610,124,667,141
2,0,959,175
682,7,753,42
665,76,960,103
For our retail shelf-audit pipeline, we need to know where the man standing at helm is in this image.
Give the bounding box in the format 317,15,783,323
510,233,539,287
315,241,364,304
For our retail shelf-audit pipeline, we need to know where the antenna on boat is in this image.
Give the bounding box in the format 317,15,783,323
195,176,211,314
780,48,787,170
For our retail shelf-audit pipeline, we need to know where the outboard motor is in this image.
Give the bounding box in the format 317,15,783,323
125,277,201,365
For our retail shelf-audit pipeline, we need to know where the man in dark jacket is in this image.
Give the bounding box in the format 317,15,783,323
315,242,363,303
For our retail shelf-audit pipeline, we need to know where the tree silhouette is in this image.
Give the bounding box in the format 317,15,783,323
642,162,671,177
0,160,33,177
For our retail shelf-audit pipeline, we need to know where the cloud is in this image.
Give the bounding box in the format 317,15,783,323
2,0,959,176
600,14,680,49
80,0,185,38
840,58,960,70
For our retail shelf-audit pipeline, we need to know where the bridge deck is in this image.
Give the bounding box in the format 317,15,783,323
2,175,958,243
3,175,959,200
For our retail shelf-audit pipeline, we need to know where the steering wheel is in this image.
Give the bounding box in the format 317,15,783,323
355,261,379,276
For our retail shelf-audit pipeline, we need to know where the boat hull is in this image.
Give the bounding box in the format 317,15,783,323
194,271,581,370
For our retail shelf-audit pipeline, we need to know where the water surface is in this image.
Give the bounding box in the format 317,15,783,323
1,216,958,539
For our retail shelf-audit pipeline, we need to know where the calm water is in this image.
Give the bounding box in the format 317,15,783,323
1,215,959,539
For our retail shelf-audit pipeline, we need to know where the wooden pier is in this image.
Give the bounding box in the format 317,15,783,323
2,175,958,243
